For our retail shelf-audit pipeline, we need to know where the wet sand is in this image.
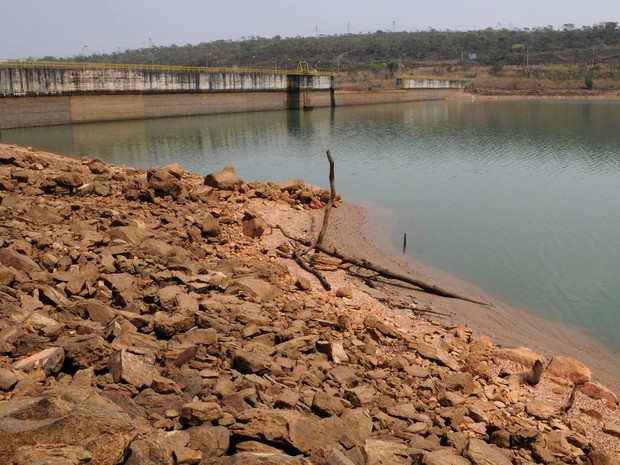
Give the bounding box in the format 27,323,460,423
325,199,620,394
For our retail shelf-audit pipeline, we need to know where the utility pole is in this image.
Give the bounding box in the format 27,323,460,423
526,46,529,67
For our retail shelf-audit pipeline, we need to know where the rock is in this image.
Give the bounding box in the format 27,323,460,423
109,349,158,389
11,346,65,376
344,384,377,407
204,164,242,190
588,450,620,465
208,452,313,464
363,314,401,338
54,172,85,188
532,431,583,464
181,402,224,426
547,355,592,384
0,152,17,164
578,381,618,405
310,253,342,271
496,346,545,367
154,312,195,339
0,368,20,391
26,204,63,224
325,448,356,465
364,439,410,465
187,424,230,458
232,350,273,375
59,334,113,371
173,446,203,464
226,277,276,302
467,438,512,465
295,277,311,291
316,340,349,364
126,430,192,465
335,286,353,299
147,167,185,199
311,391,345,418
231,409,324,455
8,444,92,465
0,248,43,275
525,399,556,420
386,403,418,420
88,160,110,174
242,211,271,239
108,225,152,245
189,184,215,202
416,341,460,371
438,389,466,407
0,265,15,285
0,386,137,465
201,213,221,237
85,299,117,325
424,448,471,465
602,422,620,438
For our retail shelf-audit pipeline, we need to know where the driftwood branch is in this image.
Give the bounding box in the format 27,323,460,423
303,149,336,255
276,245,332,291
292,247,332,291
316,149,336,247
276,225,489,306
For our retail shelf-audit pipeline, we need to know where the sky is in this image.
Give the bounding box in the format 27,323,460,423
1,0,618,60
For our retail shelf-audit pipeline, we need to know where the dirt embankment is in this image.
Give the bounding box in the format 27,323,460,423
0,143,618,464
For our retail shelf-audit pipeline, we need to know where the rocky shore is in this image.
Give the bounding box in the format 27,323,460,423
0,143,619,465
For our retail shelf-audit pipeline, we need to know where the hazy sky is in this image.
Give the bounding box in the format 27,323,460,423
1,0,618,60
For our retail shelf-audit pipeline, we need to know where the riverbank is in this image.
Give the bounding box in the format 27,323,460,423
329,200,620,394
1,143,619,463
253,195,620,394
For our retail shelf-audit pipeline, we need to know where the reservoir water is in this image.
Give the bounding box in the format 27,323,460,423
2,99,620,353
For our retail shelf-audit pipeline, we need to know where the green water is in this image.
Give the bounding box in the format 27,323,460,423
3,99,620,353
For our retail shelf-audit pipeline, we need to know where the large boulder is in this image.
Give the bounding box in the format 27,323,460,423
204,164,242,190
0,386,137,465
547,355,592,384
147,167,186,200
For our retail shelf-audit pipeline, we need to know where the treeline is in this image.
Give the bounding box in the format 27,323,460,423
51,22,620,72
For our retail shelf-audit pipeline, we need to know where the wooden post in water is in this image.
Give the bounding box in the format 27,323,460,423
403,233,407,254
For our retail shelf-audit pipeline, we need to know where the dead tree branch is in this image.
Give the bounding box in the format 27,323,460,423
276,224,489,306
303,149,336,255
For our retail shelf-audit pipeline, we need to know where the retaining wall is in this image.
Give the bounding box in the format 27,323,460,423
0,88,462,129
397,77,468,89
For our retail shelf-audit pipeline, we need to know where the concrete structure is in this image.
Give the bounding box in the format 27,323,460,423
397,77,468,90
0,63,333,96
0,63,463,129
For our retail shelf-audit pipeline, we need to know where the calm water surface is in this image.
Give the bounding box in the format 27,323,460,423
3,99,620,352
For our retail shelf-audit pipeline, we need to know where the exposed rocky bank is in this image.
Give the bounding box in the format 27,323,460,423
0,143,618,465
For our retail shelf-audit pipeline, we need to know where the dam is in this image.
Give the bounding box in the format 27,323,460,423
0,61,465,129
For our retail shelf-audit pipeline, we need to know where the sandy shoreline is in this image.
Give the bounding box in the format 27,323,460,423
322,199,620,394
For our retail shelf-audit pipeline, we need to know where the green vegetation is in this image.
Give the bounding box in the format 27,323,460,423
32,22,620,93
59,22,620,71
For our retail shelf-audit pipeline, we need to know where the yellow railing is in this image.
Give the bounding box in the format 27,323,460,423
0,60,333,76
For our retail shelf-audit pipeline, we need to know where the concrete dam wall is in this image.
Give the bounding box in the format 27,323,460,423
0,63,336,128
0,63,463,129
397,77,468,89
0,64,333,96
